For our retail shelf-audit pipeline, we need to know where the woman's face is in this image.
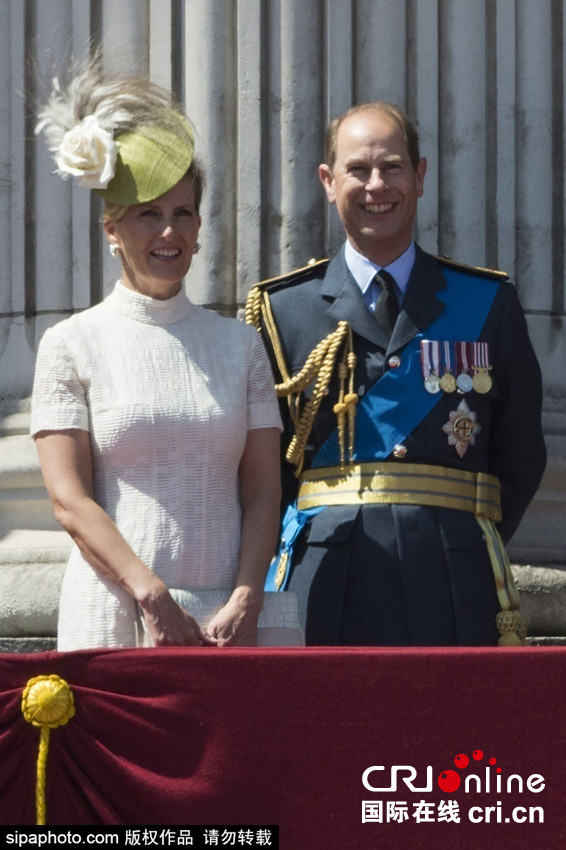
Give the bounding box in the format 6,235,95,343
104,175,201,300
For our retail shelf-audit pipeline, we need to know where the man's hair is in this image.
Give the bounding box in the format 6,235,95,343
325,101,421,172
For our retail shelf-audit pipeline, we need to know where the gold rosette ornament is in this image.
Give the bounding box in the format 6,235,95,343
21,675,76,825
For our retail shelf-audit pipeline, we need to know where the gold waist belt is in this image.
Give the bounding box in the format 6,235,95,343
297,462,502,522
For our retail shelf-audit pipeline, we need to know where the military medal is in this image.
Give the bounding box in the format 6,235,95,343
456,342,473,392
440,372,457,392
472,342,492,394
442,398,481,458
457,372,473,392
473,371,491,393
425,373,441,393
421,340,441,393
439,340,457,392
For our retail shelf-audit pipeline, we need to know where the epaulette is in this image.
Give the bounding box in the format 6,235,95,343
254,257,330,291
436,254,509,281
245,257,329,331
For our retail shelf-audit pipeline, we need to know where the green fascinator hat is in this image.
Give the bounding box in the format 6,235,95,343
97,116,195,205
36,61,196,206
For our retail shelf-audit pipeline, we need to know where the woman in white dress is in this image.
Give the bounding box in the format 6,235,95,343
31,62,295,649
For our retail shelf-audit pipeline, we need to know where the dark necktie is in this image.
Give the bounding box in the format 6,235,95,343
373,269,399,339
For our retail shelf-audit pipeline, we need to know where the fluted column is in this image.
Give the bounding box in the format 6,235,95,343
0,0,565,640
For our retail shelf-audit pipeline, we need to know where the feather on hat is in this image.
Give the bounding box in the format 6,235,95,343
36,60,195,204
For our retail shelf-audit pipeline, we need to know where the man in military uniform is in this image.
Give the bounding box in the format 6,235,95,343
246,102,546,646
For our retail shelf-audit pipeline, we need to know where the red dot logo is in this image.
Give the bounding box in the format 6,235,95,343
454,753,469,769
472,750,484,761
489,757,497,765
438,770,461,793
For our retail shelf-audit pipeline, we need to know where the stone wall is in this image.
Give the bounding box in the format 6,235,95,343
1,0,565,642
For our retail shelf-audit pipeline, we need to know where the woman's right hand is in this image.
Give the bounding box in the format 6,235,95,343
139,584,216,647
34,430,216,648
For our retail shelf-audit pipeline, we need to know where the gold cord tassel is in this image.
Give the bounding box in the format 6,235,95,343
344,325,358,464
245,286,358,475
283,321,354,475
496,610,527,647
333,361,348,467
21,675,76,825
333,331,358,467
244,286,263,330
476,516,527,646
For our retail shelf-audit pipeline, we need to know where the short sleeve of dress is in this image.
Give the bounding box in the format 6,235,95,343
246,326,283,432
30,326,90,436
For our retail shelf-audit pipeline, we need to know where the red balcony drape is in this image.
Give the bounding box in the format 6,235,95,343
0,647,564,848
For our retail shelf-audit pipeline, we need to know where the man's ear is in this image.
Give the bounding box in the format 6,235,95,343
318,163,336,204
415,157,427,198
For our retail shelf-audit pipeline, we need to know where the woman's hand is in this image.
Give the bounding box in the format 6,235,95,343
205,587,264,647
140,584,217,647
206,426,280,647
34,429,217,648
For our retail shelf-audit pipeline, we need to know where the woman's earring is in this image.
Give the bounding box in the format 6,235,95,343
109,243,120,258
193,242,201,255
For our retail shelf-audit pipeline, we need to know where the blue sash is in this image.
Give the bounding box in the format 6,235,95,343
266,267,500,590
314,268,499,466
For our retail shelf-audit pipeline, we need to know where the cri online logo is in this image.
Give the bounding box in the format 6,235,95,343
440,751,502,792
363,749,545,794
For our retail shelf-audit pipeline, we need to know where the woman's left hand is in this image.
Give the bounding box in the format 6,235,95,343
205,587,263,647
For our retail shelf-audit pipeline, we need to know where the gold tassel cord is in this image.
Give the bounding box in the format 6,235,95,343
333,324,358,467
247,287,302,427
244,285,263,330
245,286,358,475
21,674,76,825
283,322,355,475
476,517,527,646
345,325,358,463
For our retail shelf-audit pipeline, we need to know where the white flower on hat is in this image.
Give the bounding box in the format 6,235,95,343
55,115,117,189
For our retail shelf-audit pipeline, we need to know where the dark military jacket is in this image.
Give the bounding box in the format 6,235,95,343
252,244,546,645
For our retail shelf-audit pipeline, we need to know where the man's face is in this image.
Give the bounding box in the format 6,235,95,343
319,110,426,266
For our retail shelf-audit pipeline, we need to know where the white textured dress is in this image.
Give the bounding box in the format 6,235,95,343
31,282,283,649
